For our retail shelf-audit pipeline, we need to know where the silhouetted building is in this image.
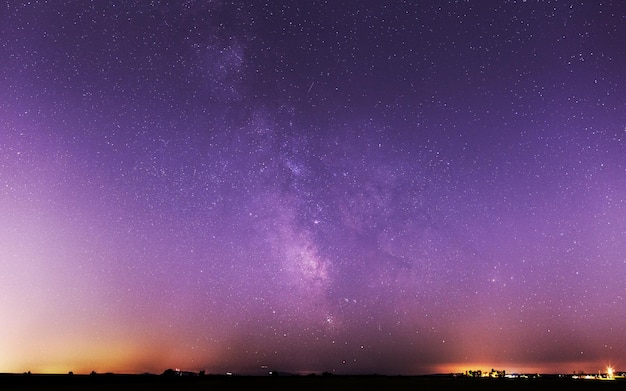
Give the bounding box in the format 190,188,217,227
489,368,505,378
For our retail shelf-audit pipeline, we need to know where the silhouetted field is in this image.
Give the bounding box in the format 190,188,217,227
1,374,625,391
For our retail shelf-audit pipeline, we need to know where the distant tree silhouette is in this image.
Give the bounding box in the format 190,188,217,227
162,369,176,376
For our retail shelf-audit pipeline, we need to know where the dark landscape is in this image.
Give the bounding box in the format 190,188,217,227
2,373,626,391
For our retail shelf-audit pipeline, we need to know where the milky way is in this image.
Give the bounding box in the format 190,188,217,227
1,1,625,375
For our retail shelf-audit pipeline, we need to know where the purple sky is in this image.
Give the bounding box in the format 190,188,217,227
1,0,625,375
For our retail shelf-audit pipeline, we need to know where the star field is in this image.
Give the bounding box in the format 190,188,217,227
1,0,625,375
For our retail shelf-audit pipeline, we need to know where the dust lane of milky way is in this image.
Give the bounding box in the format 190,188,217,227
1,1,625,375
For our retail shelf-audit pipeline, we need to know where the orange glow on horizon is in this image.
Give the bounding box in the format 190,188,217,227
430,360,618,376
0,332,224,375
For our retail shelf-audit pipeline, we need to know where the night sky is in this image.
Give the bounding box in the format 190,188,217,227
1,0,625,376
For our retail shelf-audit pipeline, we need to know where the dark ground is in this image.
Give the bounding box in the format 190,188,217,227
1,374,624,391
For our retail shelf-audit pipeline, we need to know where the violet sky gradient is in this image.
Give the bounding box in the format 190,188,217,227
1,0,625,376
